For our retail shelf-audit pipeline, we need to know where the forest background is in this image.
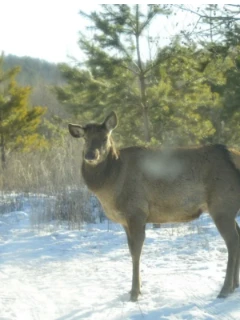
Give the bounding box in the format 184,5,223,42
1,4,240,223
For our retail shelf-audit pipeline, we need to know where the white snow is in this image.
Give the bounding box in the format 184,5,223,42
1,204,240,320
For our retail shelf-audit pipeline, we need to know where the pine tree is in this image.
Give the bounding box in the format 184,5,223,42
0,55,47,168
58,4,171,143
148,43,220,145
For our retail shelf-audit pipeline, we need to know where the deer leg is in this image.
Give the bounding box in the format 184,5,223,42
124,218,146,302
211,213,239,298
234,221,240,289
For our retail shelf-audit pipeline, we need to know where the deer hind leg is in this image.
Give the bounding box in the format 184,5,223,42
234,221,240,289
210,209,240,298
124,216,146,302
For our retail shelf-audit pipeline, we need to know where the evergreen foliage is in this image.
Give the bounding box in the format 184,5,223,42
148,44,219,145
53,4,240,148
0,55,47,168
55,4,172,143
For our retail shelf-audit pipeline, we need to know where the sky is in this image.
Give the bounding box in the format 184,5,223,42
0,1,217,65
0,0,98,63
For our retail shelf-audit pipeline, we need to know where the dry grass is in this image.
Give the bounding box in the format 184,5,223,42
0,137,100,228
0,136,82,193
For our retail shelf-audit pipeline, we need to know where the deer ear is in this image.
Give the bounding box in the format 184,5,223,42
68,124,85,138
104,111,118,132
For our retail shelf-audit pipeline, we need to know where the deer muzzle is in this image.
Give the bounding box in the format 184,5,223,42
84,149,100,162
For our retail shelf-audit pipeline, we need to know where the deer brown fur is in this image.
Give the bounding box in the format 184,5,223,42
69,111,240,301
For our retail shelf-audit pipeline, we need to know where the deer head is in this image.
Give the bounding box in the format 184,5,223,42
68,111,118,165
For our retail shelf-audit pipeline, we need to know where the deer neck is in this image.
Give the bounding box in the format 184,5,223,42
81,147,119,192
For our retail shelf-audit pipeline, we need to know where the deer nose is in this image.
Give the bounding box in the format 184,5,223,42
85,150,99,161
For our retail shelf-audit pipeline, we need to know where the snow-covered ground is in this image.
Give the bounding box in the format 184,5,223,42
1,204,240,319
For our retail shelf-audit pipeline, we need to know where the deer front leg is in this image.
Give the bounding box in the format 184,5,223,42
211,212,239,298
124,217,146,302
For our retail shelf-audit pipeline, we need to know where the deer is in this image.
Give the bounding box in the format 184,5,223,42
68,111,240,302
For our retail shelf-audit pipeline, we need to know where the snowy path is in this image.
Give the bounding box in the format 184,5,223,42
1,211,240,319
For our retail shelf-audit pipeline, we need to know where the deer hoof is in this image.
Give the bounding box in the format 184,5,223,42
130,293,138,302
217,286,234,298
129,289,141,302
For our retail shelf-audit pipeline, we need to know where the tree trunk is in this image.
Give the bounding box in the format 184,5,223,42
1,133,6,170
140,83,151,142
135,5,151,143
